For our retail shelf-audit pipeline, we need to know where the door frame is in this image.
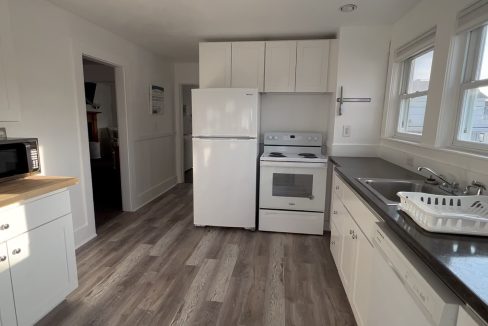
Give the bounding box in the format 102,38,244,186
72,42,132,242
175,83,198,183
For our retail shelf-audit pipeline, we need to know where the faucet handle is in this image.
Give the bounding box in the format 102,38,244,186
472,180,486,195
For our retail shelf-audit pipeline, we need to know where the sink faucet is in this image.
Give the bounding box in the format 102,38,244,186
417,166,459,193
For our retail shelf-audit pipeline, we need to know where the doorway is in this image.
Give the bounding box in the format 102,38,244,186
82,57,122,229
181,84,198,183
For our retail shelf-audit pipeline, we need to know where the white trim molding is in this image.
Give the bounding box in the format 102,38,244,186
457,0,488,34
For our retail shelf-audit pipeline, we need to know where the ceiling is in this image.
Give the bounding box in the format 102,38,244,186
48,0,421,61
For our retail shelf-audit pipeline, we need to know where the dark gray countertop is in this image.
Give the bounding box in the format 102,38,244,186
330,156,488,321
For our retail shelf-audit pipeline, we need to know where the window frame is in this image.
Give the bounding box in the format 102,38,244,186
394,47,434,141
452,24,488,153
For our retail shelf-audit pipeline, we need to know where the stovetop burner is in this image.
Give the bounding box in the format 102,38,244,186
299,153,318,158
269,152,286,157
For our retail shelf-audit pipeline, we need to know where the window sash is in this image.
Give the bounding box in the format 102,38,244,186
454,79,488,148
452,24,488,152
396,49,433,137
397,94,427,136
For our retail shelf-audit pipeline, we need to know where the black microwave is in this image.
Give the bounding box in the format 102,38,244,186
0,138,40,182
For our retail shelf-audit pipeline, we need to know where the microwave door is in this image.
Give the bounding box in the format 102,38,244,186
0,144,29,179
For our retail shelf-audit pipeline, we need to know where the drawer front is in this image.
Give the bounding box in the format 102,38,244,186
341,182,379,244
0,190,71,243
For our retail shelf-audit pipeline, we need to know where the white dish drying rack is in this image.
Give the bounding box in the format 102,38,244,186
397,192,488,236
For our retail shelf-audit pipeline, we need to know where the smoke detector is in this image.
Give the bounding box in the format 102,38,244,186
340,4,357,12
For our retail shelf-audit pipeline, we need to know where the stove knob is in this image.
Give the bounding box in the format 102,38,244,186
273,136,278,140
307,136,312,140
313,137,318,141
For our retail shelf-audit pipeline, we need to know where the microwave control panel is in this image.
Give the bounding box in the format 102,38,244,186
29,147,39,171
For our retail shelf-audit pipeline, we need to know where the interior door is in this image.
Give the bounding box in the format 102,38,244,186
0,242,16,326
8,215,78,325
193,138,258,228
192,88,259,137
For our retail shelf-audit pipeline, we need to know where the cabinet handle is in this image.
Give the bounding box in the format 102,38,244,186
349,229,353,235
12,248,21,255
352,234,358,240
0,224,10,230
333,210,338,215
0,256,6,262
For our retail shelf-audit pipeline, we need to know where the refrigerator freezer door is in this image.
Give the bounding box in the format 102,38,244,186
193,137,258,228
192,88,259,138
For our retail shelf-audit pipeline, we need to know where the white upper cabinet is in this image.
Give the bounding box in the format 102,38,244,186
264,41,297,92
0,0,21,122
295,40,330,92
199,42,232,88
231,42,265,91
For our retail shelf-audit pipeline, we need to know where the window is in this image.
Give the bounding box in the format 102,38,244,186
397,49,434,136
456,24,488,149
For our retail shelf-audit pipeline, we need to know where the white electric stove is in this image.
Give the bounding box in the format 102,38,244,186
259,132,327,235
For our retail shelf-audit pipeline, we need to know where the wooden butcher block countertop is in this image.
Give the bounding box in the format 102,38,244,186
0,176,78,208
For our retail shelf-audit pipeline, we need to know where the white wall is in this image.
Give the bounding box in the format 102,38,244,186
380,0,488,189
174,62,198,182
260,93,331,142
0,0,176,247
328,26,391,156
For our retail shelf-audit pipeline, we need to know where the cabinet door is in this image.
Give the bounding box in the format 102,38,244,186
199,42,231,88
231,42,265,91
330,193,344,266
330,219,342,267
8,214,78,325
0,0,21,122
0,242,16,326
351,228,374,326
295,40,330,92
264,41,297,92
339,211,357,296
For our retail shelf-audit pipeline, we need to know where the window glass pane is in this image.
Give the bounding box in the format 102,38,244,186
272,173,313,198
478,29,488,80
407,50,434,93
398,96,427,135
457,86,488,145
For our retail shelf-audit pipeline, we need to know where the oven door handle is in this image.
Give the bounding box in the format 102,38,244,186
260,161,327,168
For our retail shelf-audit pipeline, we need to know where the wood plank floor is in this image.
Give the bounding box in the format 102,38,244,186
37,184,356,326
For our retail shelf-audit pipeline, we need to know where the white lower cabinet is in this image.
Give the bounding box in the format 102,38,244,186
330,171,379,326
339,211,358,296
0,190,78,326
0,243,17,326
351,228,374,326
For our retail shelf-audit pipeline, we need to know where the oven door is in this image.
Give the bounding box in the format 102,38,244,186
260,161,327,212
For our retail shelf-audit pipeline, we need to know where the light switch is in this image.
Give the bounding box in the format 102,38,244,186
342,125,351,137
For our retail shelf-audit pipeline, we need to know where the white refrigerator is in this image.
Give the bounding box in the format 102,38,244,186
192,88,259,229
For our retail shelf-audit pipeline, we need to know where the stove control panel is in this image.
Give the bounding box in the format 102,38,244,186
263,132,323,147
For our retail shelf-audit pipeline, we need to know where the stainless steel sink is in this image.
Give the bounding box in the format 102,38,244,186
356,178,450,206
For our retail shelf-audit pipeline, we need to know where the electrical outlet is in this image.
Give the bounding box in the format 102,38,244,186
406,156,414,167
342,125,351,137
